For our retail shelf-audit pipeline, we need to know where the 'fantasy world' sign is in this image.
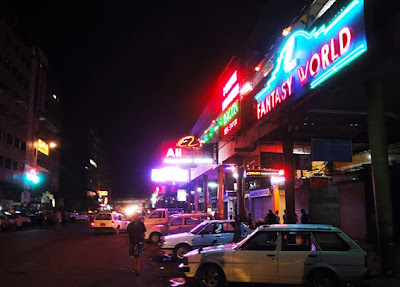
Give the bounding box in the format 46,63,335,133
255,0,367,120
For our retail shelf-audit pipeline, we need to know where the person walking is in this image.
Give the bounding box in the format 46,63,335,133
264,209,277,224
127,213,146,275
283,209,299,223
300,209,310,224
232,215,244,243
247,212,255,229
275,210,281,224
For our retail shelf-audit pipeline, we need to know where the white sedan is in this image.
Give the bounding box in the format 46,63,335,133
159,220,252,260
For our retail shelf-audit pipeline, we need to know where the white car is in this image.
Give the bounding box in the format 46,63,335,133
160,220,252,260
179,224,367,287
90,212,130,235
145,213,213,243
72,212,90,222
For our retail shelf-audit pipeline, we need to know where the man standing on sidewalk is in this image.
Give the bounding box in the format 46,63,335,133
127,213,146,275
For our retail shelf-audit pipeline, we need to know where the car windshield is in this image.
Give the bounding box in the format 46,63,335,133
190,220,209,234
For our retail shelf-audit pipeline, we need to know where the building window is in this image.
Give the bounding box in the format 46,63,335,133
21,141,26,151
14,137,20,149
12,160,18,171
6,133,13,145
5,158,11,169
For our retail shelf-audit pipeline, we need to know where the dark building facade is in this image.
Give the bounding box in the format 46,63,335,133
59,127,111,211
0,20,62,210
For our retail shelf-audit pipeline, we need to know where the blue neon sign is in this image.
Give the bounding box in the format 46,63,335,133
255,0,367,120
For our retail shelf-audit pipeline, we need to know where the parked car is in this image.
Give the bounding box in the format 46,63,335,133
0,212,16,230
90,211,130,234
145,213,213,243
160,219,252,260
143,208,184,227
13,211,32,227
179,224,367,287
72,212,90,222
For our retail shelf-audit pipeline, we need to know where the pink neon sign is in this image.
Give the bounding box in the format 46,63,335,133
222,70,240,111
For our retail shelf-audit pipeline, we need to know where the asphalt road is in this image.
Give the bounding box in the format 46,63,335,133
1,223,398,287
0,222,192,287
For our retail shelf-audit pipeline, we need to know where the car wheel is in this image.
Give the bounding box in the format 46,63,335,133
115,226,120,235
310,269,338,287
199,264,226,287
174,244,191,260
150,232,161,243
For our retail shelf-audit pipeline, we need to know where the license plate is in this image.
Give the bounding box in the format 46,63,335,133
100,223,105,226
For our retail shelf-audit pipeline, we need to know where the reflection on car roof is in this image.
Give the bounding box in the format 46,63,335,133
258,224,339,231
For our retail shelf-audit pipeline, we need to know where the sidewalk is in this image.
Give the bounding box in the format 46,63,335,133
355,243,400,286
357,275,400,286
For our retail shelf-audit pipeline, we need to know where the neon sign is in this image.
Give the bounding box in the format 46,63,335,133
221,69,241,137
163,141,214,165
176,135,202,149
222,70,240,111
151,167,189,183
222,100,239,136
255,0,367,120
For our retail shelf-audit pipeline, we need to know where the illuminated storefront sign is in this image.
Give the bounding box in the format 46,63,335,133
222,70,239,111
221,70,241,137
176,135,202,148
151,167,189,182
255,0,367,120
37,139,49,156
97,190,109,197
222,99,239,136
162,141,214,165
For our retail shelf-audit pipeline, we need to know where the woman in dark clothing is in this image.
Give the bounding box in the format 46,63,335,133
233,215,243,243
127,213,146,275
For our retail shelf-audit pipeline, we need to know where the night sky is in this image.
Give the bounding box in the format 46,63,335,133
1,1,305,198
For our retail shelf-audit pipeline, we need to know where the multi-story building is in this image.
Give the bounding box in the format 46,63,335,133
156,0,400,274
59,127,112,211
0,20,62,210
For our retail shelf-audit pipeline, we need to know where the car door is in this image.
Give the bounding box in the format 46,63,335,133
213,222,235,244
192,222,219,248
166,217,183,234
232,231,279,283
277,231,320,284
146,210,165,225
119,214,128,230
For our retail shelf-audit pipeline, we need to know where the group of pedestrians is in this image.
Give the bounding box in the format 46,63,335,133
264,208,311,224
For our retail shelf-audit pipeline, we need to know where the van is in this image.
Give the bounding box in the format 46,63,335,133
143,208,183,227
145,213,213,243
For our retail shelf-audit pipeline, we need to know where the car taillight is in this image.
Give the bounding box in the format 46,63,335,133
90,222,94,227
112,221,115,226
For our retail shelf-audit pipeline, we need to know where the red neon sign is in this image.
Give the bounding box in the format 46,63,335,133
257,76,293,119
222,70,240,111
